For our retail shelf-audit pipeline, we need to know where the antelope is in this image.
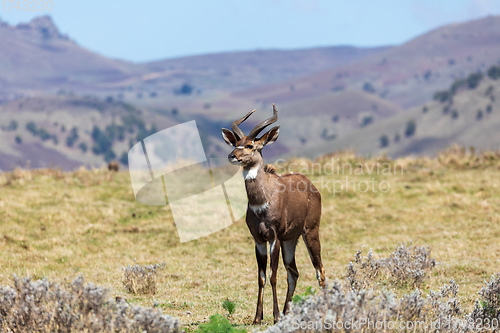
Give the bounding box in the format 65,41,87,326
221,105,326,324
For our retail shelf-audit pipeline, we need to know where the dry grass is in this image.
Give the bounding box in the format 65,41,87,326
0,148,499,331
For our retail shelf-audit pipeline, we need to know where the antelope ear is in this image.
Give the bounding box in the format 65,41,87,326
221,128,238,147
255,126,280,149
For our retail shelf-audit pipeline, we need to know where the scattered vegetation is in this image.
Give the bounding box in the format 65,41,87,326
196,314,245,333
25,121,57,143
291,286,316,305
487,65,500,80
404,120,416,137
0,275,180,332
174,83,194,95
379,135,389,148
66,126,79,147
1,147,500,331
78,142,88,153
433,64,500,105
263,247,500,333
122,262,165,295
476,109,483,120
362,82,375,94
222,299,236,316
3,120,18,131
347,243,436,291
120,151,129,166
360,114,374,127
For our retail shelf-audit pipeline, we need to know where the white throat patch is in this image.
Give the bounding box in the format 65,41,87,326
243,165,259,180
249,202,269,214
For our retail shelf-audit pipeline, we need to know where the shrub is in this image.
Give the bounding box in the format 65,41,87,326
222,299,236,316
6,120,18,131
363,82,375,93
66,127,79,147
466,72,483,89
120,152,128,165
434,90,452,103
123,262,165,295
379,135,389,148
37,128,51,141
347,243,436,290
26,121,37,136
422,106,428,113
477,110,484,120
292,286,316,304
360,115,374,127
175,83,194,95
470,274,500,321
486,105,493,114
0,275,180,332
405,120,416,137
15,135,22,144
78,142,88,153
487,65,500,80
451,110,459,119
196,314,244,333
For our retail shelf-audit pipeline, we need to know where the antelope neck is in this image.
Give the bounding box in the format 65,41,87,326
243,164,268,208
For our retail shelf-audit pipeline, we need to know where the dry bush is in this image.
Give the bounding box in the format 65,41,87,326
0,275,179,333
437,145,500,169
122,262,165,295
347,242,436,290
263,244,500,333
0,166,116,187
264,275,500,333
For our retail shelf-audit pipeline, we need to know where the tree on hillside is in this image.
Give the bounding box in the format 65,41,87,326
363,82,375,93
433,90,452,103
405,120,416,137
26,122,37,136
379,135,389,148
466,72,483,89
487,65,500,80
476,110,483,120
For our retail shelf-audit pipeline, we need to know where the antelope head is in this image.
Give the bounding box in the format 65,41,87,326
221,105,280,168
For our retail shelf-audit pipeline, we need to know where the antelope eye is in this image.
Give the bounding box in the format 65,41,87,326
246,145,254,149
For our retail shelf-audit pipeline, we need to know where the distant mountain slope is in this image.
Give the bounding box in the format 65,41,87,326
303,68,500,158
0,16,390,101
144,45,391,91
0,96,177,170
0,16,143,100
234,15,500,109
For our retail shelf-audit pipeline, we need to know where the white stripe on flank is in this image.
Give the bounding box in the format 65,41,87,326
250,202,269,214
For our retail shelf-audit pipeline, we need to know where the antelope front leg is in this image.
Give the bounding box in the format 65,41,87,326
253,242,267,324
269,239,281,323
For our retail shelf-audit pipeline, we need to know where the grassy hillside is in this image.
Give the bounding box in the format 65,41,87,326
235,15,500,109
304,66,500,158
0,95,178,170
1,150,499,331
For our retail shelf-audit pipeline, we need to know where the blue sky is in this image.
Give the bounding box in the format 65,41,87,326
1,0,500,63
